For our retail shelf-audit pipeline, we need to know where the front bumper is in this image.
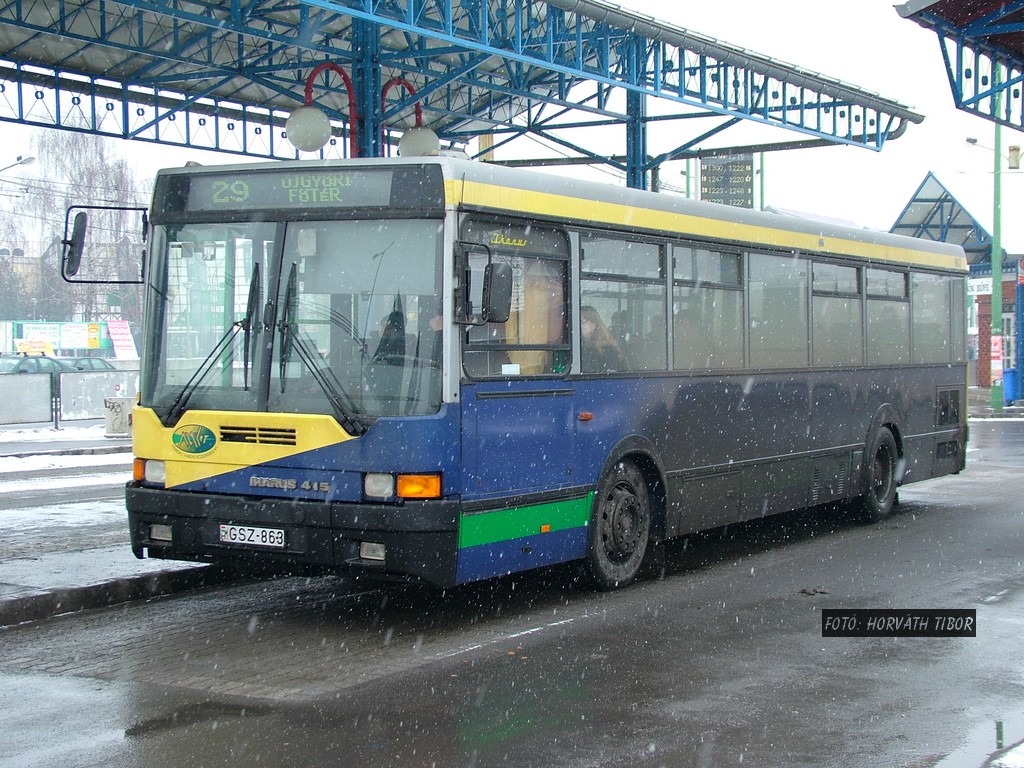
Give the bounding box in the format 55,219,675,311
127,484,460,587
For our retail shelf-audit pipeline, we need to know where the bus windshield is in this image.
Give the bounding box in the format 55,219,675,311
143,218,444,423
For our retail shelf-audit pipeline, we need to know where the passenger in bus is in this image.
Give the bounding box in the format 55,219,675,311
372,311,407,363
580,305,628,372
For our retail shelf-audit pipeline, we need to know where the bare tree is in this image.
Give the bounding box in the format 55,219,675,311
14,131,148,327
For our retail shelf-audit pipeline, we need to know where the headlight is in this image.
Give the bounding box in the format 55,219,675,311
135,459,166,485
364,473,395,498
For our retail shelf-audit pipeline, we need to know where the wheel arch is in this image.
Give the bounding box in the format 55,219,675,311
595,435,668,542
863,404,905,484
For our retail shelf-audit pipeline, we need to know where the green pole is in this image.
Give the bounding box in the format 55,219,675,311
759,152,765,210
992,66,1004,412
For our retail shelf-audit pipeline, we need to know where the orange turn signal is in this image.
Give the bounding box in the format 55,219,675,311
396,474,442,499
133,458,146,482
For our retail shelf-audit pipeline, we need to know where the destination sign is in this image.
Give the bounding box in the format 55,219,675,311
186,169,394,210
151,164,446,219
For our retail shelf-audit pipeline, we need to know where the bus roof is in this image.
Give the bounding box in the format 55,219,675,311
438,157,967,273
156,156,967,272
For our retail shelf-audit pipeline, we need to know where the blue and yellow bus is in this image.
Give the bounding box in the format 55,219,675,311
115,156,967,589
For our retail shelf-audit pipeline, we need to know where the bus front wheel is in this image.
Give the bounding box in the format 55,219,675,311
586,460,651,590
859,426,899,523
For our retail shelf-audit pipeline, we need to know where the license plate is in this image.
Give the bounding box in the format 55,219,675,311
218,523,285,549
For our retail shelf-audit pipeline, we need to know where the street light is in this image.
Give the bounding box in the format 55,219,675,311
0,155,35,174
381,77,440,157
285,63,358,156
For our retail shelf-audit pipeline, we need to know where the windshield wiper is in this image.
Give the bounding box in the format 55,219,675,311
278,262,368,436
165,324,241,425
241,262,262,390
165,263,262,424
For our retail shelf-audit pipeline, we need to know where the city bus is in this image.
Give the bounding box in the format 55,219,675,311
75,156,967,590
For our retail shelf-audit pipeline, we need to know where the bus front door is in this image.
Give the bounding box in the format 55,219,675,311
461,382,575,500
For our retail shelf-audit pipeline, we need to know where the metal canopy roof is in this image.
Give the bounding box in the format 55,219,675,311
897,0,1024,131
890,169,1024,270
0,0,923,189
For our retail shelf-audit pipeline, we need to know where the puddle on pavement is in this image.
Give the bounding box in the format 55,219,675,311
932,713,1024,768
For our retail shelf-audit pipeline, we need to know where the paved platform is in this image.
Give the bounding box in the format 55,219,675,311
0,420,237,627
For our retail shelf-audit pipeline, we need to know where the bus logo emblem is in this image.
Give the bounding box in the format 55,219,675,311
172,424,216,454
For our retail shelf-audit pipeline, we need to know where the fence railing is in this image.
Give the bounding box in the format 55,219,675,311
0,369,139,426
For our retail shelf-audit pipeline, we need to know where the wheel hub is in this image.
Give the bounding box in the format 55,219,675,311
603,483,644,560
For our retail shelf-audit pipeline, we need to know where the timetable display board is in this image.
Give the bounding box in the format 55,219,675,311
700,154,754,208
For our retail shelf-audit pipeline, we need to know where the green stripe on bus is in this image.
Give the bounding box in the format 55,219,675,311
458,493,593,549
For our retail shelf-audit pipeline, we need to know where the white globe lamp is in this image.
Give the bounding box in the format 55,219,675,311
286,105,332,152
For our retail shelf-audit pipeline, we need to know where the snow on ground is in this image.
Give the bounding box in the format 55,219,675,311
0,423,109,441
1,500,126,532
0,470,130,493
0,451,131,475
0,435,131,530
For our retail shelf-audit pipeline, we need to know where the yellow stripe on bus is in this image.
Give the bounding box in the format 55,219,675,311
446,180,968,272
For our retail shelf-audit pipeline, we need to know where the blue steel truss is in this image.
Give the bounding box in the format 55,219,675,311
0,0,923,188
899,1,1024,131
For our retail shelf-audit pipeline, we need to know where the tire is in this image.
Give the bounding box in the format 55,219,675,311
586,460,651,590
859,426,899,523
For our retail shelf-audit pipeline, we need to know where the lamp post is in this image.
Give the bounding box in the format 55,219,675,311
967,131,1005,410
380,77,440,157
967,107,1014,409
0,155,35,174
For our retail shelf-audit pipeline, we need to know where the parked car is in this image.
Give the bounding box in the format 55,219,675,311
0,354,75,374
65,356,116,371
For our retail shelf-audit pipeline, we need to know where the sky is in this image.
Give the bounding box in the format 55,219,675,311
0,0,1021,232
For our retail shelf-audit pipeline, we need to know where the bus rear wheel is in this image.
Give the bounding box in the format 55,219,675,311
586,460,651,590
859,426,899,523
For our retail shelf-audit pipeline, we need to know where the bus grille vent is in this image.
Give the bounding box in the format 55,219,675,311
811,466,821,505
220,426,297,446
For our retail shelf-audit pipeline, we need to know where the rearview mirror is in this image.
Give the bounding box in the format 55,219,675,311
60,204,148,284
62,211,87,278
482,262,513,323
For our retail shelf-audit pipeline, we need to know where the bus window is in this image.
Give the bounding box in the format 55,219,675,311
912,273,953,364
580,235,666,371
748,253,809,368
673,246,743,370
866,268,910,365
461,220,569,377
812,262,863,367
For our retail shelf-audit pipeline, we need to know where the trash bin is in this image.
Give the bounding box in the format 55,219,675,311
1003,369,1017,405
104,396,134,438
